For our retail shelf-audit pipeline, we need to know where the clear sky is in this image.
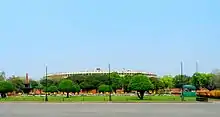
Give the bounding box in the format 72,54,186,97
0,0,220,79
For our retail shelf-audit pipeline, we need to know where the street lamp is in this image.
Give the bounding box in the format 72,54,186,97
180,61,184,101
108,64,112,102
45,65,48,102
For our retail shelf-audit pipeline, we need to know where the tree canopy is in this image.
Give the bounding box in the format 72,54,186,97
58,79,75,98
98,84,112,93
48,85,58,93
129,74,153,100
0,81,14,98
160,75,173,89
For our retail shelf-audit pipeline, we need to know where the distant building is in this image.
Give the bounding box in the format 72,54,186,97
47,68,157,79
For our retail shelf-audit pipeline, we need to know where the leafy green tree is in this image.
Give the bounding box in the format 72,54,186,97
0,81,14,98
121,75,132,93
58,79,74,98
92,74,109,89
191,72,202,89
50,77,63,87
79,74,108,92
79,81,94,92
79,75,98,92
160,75,173,89
173,75,191,88
111,72,122,93
95,74,109,85
72,83,81,93
98,84,112,93
150,77,165,93
7,76,24,93
48,85,58,93
191,72,216,90
40,78,54,87
128,74,153,100
204,73,216,90
67,74,86,84
29,79,39,89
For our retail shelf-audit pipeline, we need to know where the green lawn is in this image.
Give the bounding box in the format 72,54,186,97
0,95,198,103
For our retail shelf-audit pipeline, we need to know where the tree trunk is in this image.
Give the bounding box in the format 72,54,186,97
137,91,145,100
124,87,130,93
1,93,6,98
66,92,69,98
123,89,126,93
155,88,159,94
40,90,42,96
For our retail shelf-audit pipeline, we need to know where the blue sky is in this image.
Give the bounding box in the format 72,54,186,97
0,0,220,79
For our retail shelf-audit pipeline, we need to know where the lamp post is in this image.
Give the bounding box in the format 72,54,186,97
45,65,48,102
180,61,184,101
108,64,112,102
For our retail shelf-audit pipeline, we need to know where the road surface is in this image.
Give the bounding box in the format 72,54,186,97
0,103,219,117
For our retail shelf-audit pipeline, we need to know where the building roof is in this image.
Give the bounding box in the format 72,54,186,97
47,68,156,76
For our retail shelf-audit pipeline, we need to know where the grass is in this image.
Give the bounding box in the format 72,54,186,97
0,95,198,103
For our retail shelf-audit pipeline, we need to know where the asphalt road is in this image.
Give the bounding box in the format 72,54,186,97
0,103,219,117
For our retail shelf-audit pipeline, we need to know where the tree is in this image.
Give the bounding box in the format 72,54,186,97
67,74,86,85
160,75,173,89
49,77,63,87
58,79,74,98
191,72,216,90
0,71,6,81
173,75,191,88
79,74,107,92
48,85,58,93
212,69,220,89
98,84,112,93
79,81,94,92
150,77,165,93
95,74,109,85
0,81,14,98
204,73,216,90
128,74,153,100
111,72,122,93
121,75,132,93
7,76,24,93
191,72,202,90
79,75,98,92
72,83,80,93
29,80,39,89
40,78,54,87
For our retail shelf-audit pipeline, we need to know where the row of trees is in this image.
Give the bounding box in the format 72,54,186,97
1,70,220,99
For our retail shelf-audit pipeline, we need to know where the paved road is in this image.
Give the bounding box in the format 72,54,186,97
0,103,219,117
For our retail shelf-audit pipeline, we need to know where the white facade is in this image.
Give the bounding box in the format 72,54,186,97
47,68,157,78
